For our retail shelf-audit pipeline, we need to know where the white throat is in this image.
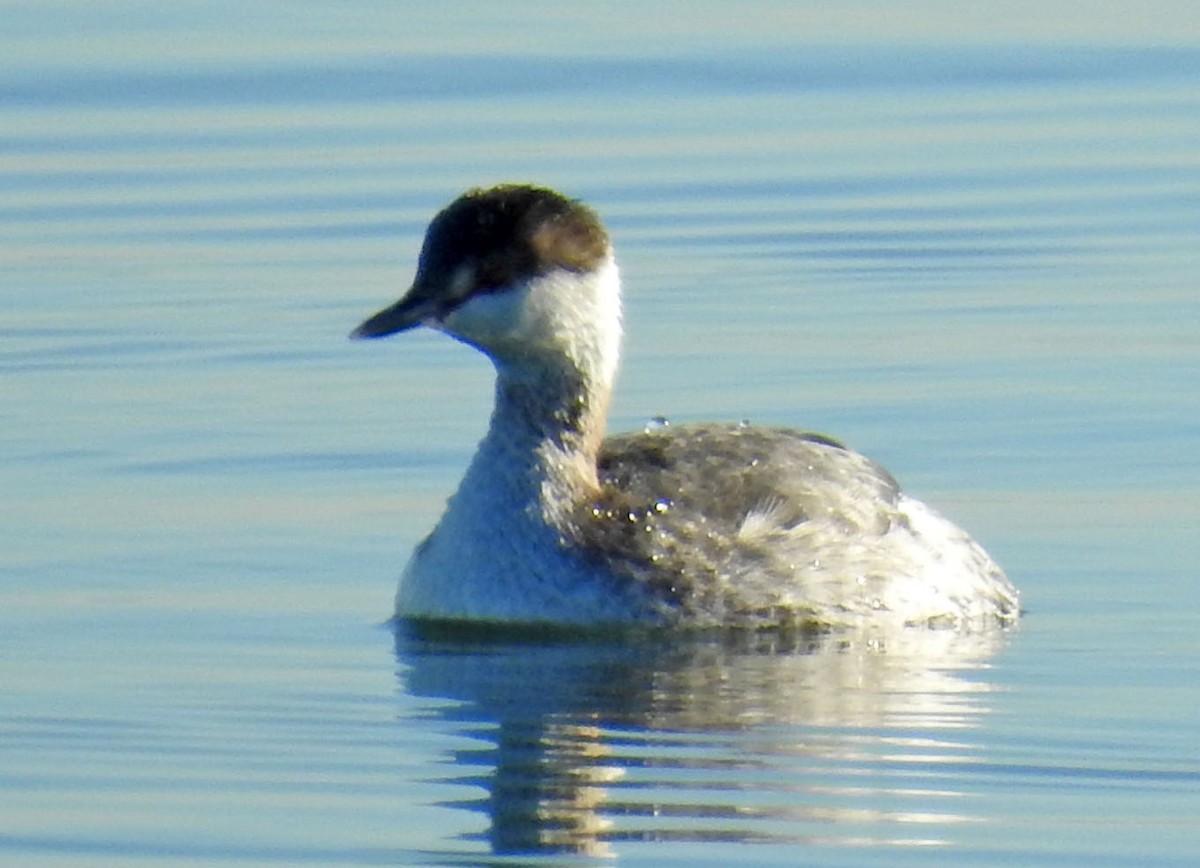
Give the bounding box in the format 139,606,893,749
431,254,623,523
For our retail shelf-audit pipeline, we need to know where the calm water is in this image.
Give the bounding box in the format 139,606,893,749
3,2,1199,865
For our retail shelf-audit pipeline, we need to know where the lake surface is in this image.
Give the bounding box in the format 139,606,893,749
3,2,1198,865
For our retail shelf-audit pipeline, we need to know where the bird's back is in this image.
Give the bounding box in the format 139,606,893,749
569,423,1017,629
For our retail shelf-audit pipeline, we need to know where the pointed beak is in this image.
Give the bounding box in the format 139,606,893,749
350,289,439,340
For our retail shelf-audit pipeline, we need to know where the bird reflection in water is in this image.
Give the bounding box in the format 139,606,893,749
395,624,1014,857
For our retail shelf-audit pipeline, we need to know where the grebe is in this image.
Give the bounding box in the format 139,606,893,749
353,184,1019,631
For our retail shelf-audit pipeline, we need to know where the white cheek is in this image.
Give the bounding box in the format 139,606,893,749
529,261,622,383
442,285,529,344
438,258,622,382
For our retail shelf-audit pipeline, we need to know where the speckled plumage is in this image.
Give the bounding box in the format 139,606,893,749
581,422,1014,628
353,184,1019,631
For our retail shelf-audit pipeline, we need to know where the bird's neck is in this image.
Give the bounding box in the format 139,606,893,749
450,258,623,528
470,359,612,520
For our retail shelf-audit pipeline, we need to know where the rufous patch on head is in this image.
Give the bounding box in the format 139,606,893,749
529,209,610,273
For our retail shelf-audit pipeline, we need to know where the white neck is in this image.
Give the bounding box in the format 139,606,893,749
455,257,623,525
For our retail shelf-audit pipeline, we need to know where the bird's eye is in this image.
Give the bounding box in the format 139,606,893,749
476,259,512,291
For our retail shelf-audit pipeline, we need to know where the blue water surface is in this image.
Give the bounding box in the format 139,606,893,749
3,2,1198,865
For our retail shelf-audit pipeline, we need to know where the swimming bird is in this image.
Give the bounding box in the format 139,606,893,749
353,184,1019,631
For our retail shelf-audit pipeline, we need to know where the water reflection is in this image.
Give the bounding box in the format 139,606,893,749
395,625,1013,857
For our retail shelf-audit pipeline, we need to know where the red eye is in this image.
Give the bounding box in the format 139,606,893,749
478,262,506,288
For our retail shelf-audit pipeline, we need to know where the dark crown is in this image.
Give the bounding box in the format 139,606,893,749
417,185,611,294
